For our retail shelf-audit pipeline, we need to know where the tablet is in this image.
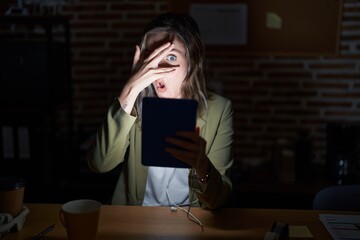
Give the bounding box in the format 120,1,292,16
141,97,198,168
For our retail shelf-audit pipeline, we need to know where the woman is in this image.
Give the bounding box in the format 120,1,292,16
87,12,233,209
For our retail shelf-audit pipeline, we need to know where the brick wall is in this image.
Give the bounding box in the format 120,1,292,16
2,0,360,171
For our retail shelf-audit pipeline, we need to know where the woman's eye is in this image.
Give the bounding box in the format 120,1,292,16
166,54,177,62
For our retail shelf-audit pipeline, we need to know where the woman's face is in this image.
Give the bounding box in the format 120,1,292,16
144,32,188,99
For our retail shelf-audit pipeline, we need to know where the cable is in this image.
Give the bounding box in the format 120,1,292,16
166,169,204,231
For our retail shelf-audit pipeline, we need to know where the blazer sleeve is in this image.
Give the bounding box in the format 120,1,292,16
190,96,234,209
87,100,137,173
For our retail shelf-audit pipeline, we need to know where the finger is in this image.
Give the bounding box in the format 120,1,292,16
173,131,199,143
147,42,171,59
129,67,177,93
146,66,178,74
195,127,200,136
165,136,198,152
165,147,195,165
173,131,206,152
145,42,173,64
140,67,178,85
132,45,141,70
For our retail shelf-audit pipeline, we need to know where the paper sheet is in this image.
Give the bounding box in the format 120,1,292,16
289,225,314,238
18,127,30,159
190,4,247,45
319,214,360,240
1,126,15,158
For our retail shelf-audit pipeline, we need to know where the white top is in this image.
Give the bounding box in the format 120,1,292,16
142,166,190,206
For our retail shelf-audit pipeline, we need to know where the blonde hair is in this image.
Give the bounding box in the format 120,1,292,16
134,13,209,120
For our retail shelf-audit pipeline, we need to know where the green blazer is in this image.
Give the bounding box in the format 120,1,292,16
87,93,234,209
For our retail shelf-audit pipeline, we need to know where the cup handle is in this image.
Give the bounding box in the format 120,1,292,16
59,209,66,227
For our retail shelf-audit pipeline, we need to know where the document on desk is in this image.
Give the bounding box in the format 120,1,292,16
319,214,360,240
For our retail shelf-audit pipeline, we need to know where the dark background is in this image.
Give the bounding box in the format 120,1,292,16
0,0,360,209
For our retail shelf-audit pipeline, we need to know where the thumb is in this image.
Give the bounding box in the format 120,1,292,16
132,45,140,70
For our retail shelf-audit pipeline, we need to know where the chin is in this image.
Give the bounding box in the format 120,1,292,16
155,91,170,98
155,89,180,98
157,94,171,99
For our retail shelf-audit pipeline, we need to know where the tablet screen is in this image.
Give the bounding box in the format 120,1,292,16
141,97,198,168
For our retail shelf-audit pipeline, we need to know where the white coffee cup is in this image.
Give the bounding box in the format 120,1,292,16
59,199,102,240
0,176,25,217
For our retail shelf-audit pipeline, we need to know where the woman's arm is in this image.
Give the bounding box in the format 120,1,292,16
87,100,137,173
194,98,233,209
88,42,178,172
165,96,234,209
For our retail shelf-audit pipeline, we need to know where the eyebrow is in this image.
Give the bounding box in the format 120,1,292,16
170,48,183,55
144,47,183,55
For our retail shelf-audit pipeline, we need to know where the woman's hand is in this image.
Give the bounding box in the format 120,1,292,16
118,43,179,114
165,129,210,179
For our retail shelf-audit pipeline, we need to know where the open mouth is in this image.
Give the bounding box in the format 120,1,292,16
155,80,166,92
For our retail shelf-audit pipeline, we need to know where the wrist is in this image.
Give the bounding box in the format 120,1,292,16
194,171,209,184
118,90,137,114
196,159,210,178
118,98,128,109
194,161,211,184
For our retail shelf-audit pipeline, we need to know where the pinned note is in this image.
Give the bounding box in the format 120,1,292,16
266,12,282,30
18,127,30,159
1,126,15,159
190,4,248,45
289,226,314,238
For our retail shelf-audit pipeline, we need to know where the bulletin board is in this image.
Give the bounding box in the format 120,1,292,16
167,0,343,56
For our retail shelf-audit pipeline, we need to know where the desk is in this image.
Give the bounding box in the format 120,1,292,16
231,180,331,209
2,203,356,239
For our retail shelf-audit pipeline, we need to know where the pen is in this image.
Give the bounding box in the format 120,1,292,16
271,221,277,232
32,224,55,240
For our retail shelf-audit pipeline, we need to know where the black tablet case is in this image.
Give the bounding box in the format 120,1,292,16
141,97,198,168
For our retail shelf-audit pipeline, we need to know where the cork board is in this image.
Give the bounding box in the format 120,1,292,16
167,0,343,56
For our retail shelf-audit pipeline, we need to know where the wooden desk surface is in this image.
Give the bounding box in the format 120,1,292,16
2,203,356,239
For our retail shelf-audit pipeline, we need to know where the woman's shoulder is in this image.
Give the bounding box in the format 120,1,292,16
201,92,232,122
207,92,232,107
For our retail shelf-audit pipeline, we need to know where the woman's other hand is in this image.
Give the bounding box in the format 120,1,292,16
165,129,210,179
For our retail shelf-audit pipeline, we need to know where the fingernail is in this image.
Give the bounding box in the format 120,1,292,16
195,127,200,135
